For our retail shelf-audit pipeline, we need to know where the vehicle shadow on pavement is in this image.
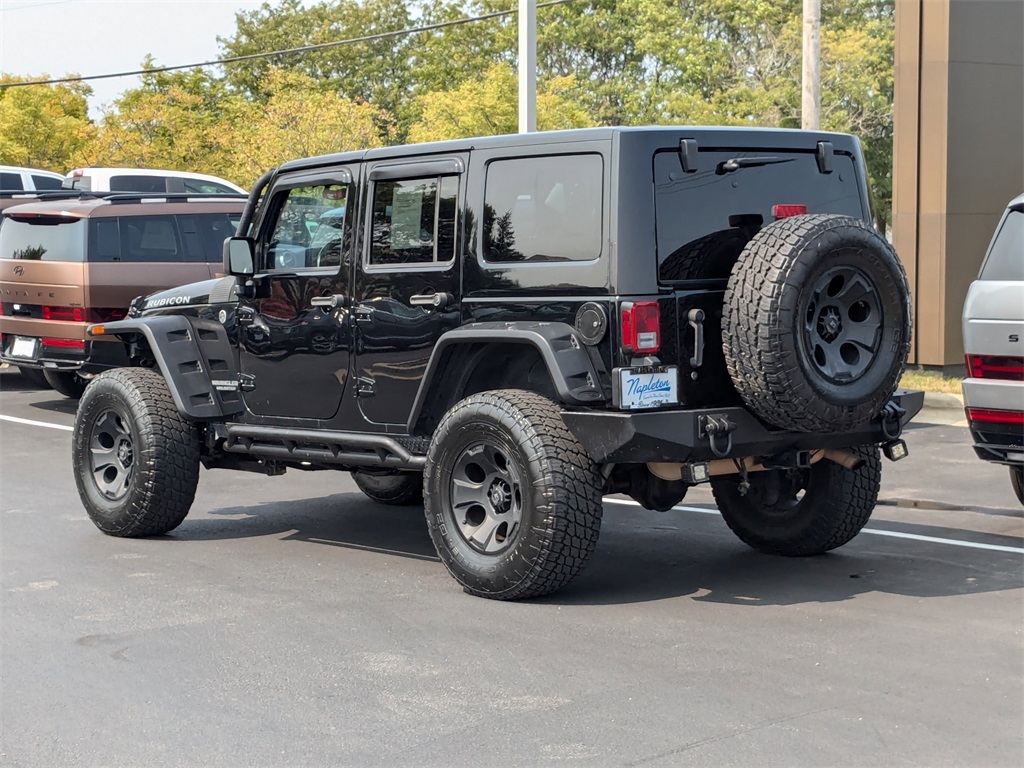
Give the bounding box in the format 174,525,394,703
545,516,1024,607
174,493,439,562
28,397,78,416
167,493,1021,607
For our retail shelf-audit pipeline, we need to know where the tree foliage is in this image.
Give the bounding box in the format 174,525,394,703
0,75,96,171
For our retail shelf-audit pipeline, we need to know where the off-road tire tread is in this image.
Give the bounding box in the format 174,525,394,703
352,472,424,506
1010,465,1024,507
711,446,881,556
73,368,199,537
17,366,50,389
722,214,910,432
425,389,603,600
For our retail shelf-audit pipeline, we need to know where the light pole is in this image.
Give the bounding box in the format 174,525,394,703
802,0,821,130
518,0,536,133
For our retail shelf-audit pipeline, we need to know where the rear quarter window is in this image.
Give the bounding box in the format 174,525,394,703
32,175,62,191
1,216,86,261
979,209,1023,281
483,154,603,263
109,175,168,193
1,172,23,191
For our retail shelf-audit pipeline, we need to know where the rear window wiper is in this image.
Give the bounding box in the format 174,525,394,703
716,156,794,174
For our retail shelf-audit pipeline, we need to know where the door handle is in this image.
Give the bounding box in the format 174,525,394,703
353,306,374,322
410,292,452,308
310,295,347,309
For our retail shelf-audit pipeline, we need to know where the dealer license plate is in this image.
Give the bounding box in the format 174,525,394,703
9,336,38,359
616,366,678,409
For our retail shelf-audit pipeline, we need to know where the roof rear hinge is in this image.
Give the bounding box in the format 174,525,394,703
679,139,699,174
816,141,834,174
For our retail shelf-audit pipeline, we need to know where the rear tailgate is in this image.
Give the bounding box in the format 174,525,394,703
652,142,871,407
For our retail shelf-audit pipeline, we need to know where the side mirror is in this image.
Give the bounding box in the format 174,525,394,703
223,236,255,276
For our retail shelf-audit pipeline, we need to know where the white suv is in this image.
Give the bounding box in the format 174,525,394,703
962,193,1024,505
0,165,65,192
63,167,246,195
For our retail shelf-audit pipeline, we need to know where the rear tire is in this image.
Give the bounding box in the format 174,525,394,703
1011,465,1024,507
352,472,423,506
18,366,50,389
43,369,88,399
710,446,881,556
72,368,200,537
424,389,603,600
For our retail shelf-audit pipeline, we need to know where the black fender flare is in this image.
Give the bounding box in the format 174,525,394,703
406,321,605,434
88,315,244,420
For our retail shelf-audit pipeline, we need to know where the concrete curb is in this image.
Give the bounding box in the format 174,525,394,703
918,390,967,426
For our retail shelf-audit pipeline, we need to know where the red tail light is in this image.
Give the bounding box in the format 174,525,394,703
772,204,808,219
966,354,1024,382
966,408,1024,426
621,301,661,354
88,307,128,323
42,305,85,322
41,337,85,349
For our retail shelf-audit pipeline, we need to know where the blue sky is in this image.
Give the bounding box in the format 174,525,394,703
0,0,272,115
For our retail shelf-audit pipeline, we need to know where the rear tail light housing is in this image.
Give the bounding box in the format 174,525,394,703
621,301,661,354
41,337,85,349
966,408,1024,426
966,354,1024,382
42,305,85,322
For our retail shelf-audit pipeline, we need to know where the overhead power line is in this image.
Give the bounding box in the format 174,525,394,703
0,0,578,90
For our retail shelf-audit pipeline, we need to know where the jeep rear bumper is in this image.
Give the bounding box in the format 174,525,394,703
561,390,923,464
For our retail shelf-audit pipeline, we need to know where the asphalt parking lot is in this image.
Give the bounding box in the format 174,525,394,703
1,366,1021,767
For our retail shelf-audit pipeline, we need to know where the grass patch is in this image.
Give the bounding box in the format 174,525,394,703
900,369,963,395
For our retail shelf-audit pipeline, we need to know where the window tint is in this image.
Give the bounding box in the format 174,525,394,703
195,212,239,262
1,216,85,261
484,155,603,263
183,179,238,194
89,219,121,261
114,215,182,262
265,183,349,270
110,175,168,193
1,172,23,191
368,176,457,267
980,210,1024,281
654,150,865,281
32,175,63,190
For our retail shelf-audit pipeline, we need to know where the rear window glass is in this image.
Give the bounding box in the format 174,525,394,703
654,150,865,281
484,154,603,263
109,175,167,193
1,172,23,191
368,176,456,267
113,215,183,262
183,179,238,195
0,216,85,261
32,175,62,191
979,210,1023,281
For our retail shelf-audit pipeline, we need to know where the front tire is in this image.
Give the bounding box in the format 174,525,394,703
73,368,200,537
352,472,423,506
43,369,88,398
424,390,603,600
711,446,881,556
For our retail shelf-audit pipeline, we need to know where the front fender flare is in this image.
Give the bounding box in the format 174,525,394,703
89,315,243,420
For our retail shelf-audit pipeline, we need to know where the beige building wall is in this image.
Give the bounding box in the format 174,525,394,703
893,0,1024,370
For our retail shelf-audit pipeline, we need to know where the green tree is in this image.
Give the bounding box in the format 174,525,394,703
89,62,236,178
0,75,96,171
408,63,589,142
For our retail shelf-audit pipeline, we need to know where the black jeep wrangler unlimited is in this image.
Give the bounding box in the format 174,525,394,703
72,127,920,600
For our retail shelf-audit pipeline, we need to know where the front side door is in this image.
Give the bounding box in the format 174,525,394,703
352,156,466,427
237,168,356,420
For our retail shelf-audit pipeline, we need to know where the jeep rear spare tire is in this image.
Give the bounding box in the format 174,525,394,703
723,214,911,433
424,389,603,600
72,368,200,537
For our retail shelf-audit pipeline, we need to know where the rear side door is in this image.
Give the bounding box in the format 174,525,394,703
352,156,466,427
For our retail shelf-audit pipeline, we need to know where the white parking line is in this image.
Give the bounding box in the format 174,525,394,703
0,414,73,432
603,498,1024,555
